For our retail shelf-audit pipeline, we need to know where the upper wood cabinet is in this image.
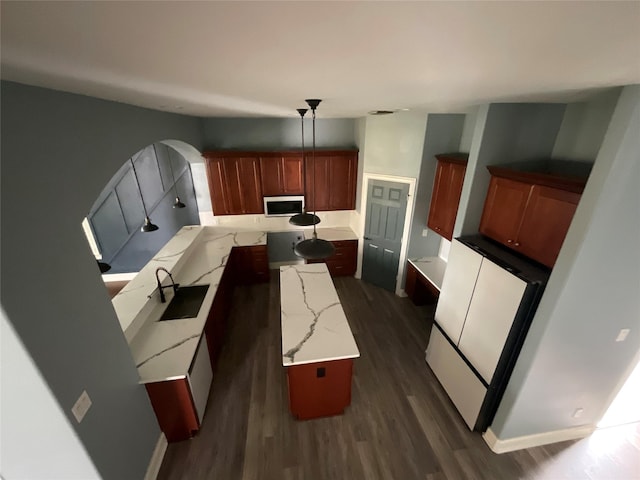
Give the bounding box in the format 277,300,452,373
427,154,468,241
479,164,587,268
204,154,263,215
305,150,358,212
260,154,304,196
205,149,358,215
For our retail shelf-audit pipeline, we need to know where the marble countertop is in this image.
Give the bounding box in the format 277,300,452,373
303,227,358,242
120,226,266,383
408,256,447,291
280,263,360,367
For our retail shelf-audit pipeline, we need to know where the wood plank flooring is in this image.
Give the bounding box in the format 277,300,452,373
157,274,640,480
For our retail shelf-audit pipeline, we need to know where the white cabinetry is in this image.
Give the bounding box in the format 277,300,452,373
187,335,213,423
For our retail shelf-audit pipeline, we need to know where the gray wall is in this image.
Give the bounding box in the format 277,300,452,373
407,114,465,259
455,103,566,236
491,85,640,439
1,308,100,479
202,117,357,150
552,88,621,162
88,143,200,273
0,81,203,479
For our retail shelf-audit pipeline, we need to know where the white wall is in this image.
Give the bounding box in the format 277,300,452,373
1,308,100,480
490,85,640,440
361,111,428,179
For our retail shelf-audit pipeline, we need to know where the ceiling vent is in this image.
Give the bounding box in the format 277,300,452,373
368,110,395,115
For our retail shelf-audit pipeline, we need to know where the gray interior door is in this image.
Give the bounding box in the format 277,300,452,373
362,179,409,291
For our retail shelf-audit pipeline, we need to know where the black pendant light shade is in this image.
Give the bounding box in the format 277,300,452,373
293,98,335,261
289,108,321,227
130,158,159,232
142,216,159,232
97,260,112,273
294,232,335,259
168,153,186,209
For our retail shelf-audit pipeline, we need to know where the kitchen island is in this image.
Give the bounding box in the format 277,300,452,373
113,224,358,440
280,263,360,419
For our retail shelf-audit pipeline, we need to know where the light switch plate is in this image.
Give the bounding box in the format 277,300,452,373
422,229,429,237
71,390,92,423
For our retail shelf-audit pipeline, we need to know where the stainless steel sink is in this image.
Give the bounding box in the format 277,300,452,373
158,285,210,321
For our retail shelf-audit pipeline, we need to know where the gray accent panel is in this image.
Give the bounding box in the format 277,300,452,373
90,191,128,258
133,145,164,209
115,168,145,234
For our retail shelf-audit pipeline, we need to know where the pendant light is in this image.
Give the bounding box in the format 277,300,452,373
130,158,159,232
289,107,320,227
168,154,186,209
293,99,336,260
97,260,112,273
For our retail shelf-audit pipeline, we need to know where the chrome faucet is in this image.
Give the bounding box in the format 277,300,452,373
155,267,179,303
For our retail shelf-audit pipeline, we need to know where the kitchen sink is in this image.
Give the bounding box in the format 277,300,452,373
159,285,210,321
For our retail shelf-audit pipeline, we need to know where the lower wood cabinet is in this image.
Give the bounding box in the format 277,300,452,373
234,245,270,284
404,261,439,305
146,243,271,443
287,358,354,420
307,240,357,276
145,335,212,442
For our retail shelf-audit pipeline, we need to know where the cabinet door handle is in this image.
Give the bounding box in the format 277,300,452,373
514,242,520,247
507,239,513,244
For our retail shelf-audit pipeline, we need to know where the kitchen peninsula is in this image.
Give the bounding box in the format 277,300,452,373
111,224,358,441
280,263,360,419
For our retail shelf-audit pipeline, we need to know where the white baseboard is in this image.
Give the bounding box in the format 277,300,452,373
483,425,595,453
144,433,168,480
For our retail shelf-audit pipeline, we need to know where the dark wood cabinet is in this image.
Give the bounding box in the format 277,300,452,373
427,154,468,241
305,151,358,212
204,154,263,215
260,154,303,196
234,245,270,284
404,261,439,305
479,164,587,268
205,150,357,215
307,239,357,276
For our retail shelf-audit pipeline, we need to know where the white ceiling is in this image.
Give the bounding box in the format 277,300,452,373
2,2,639,118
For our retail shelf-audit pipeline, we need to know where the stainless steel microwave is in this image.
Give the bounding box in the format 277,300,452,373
263,196,305,217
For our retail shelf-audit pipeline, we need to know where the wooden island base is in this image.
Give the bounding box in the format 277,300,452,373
286,358,354,420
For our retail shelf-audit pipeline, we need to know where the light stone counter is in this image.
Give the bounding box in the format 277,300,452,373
280,263,360,367
120,226,266,383
408,256,447,291
303,227,358,242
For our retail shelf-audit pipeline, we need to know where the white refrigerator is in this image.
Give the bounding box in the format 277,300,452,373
426,235,548,431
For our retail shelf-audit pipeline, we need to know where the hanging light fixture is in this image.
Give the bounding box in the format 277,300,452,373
130,158,159,232
293,99,336,260
289,107,320,227
97,260,112,273
168,154,186,209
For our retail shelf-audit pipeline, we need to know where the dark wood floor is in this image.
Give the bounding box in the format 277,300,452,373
158,274,640,480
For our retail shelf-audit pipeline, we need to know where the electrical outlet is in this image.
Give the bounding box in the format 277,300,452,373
71,390,92,423
572,408,584,418
422,229,429,237
616,329,630,342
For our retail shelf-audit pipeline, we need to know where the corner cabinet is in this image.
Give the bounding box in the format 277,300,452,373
204,153,263,215
427,154,468,240
479,164,586,268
